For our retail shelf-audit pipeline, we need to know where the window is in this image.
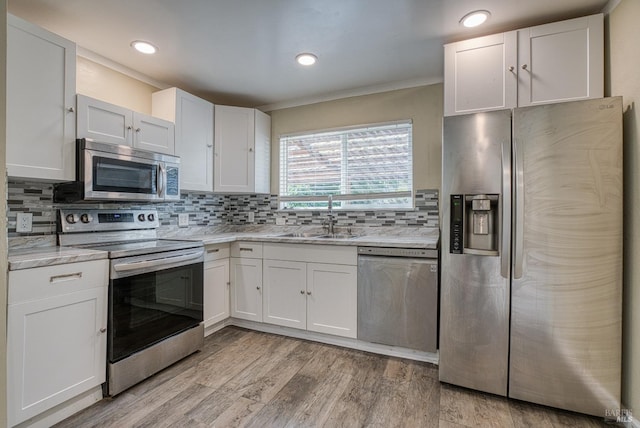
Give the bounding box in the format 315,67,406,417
279,120,413,210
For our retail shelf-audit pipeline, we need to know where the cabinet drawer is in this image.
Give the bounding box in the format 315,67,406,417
263,243,357,265
8,260,109,304
204,244,230,261
230,241,263,258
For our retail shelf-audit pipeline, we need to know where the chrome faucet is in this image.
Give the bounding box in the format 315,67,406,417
325,194,336,235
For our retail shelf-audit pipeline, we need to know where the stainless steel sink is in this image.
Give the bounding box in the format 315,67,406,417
316,233,359,239
276,232,326,238
276,232,359,239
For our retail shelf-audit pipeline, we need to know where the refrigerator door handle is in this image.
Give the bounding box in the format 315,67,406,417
501,137,511,279
513,135,524,279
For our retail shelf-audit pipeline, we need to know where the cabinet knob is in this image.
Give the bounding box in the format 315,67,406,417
256,286,261,290
207,144,213,148
136,128,141,132
67,106,75,113
521,64,528,70
127,126,133,131
306,291,312,295
100,328,107,333
300,290,305,294
508,66,515,72
249,148,253,152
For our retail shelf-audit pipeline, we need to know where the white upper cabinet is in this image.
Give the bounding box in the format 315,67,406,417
77,94,175,154
444,13,603,116
7,14,76,181
153,88,214,192
517,14,603,107
444,31,518,116
214,105,271,194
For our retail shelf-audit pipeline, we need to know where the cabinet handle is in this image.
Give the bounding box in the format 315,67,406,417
521,64,528,70
239,247,253,252
306,291,312,295
508,66,515,72
49,272,82,283
100,328,107,333
207,248,220,253
67,107,75,113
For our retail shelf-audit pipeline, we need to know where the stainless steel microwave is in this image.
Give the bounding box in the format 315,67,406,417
54,139,180,202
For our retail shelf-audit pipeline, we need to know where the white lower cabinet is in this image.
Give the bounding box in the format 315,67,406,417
263,260,307,329
230,242,264,322
203,244,230,329
306,263,357,337
262,244,358,339
7,260,109,427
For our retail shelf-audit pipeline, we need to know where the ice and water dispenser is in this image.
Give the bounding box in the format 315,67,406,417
450,194,499,255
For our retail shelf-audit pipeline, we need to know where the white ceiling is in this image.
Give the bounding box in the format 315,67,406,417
8,0,610,110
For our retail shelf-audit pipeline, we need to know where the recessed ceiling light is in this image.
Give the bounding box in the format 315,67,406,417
296,53,317,66
131,40,158,55
460,10,491,28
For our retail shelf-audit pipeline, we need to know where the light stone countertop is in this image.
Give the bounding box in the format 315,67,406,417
167,226,440,249
8,226,439,271
8,246,109,271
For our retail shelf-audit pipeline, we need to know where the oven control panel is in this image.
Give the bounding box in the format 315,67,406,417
59,209,160,233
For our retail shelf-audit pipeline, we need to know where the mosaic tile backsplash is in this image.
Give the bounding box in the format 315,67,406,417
7,179,439,237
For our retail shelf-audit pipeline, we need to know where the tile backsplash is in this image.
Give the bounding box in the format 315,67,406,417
6,179,439,237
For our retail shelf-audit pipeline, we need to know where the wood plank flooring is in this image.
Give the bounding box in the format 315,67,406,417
54,327,617,427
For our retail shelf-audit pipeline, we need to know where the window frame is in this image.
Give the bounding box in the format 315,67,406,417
278,120,414,211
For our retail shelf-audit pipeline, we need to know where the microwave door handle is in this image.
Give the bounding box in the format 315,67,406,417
113,251,203,273
157,163,165,197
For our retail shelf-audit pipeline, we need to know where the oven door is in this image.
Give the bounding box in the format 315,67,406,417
84,148,163,201
108,248,204,362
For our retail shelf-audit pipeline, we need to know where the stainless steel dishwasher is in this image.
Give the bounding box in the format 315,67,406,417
357,247,438,353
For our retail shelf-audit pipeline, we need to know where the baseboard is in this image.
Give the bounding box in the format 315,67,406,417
228,318,439,365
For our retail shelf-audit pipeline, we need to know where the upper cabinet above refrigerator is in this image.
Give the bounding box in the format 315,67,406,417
444,13,603,116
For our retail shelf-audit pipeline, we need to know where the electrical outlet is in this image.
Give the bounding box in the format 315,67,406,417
247,212,255,222
275,217,286,226
178,213,189,227
16,212,33,233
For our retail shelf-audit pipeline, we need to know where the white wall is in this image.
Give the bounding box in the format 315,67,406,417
1,1,8,425
76,56,160,114
268,84,443,195
607,0,640,416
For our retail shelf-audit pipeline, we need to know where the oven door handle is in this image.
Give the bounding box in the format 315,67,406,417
113,251,203,273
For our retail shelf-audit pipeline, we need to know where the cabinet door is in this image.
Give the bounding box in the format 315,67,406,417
7,14,76,180
263,259,307,329
132,112,176,154
214,105,256,193
153,88,214,191
254,110,271,194
7,287,107,426
306,263,357,338
204,258,230,328
444,31,517,116
517,14,603,107
230,257,263,322
77,95,133,146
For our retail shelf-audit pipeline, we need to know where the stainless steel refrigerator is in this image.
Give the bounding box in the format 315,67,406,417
439,97,622,417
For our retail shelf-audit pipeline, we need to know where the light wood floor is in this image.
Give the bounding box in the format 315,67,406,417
55,326,616,427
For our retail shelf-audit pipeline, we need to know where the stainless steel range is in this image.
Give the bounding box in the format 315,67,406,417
58,209,204,396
